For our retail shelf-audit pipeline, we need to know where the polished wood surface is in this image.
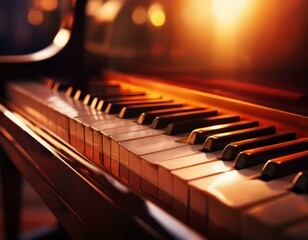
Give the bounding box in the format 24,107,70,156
0,103,203,239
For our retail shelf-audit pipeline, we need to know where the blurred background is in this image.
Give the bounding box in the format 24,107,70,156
0,179,68,240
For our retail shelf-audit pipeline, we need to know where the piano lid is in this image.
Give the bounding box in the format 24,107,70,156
84,0,308,116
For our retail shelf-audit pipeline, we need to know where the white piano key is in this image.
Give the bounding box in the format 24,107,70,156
93,129,103,165
101,124,149,175
141,144,203,200
242,193,308,240
82,117,133,161
118,133,188,188
189,170,293,238
172,158,237,220
111,129,165,182
89,119,140,170
156,151,221,207
70,111,108,149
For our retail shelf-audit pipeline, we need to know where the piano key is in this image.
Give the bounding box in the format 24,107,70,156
119,102,185,119
83,93,98,106
97,94,162,110
165,114,240,135
172,161,263,221
105,99,174,114
118,133,189,186
292,170,308,193
87,81,120,92
221,131,297,161
65,85,78,97
137,106,204,125
234,138,308,169
70,111,121,148
90,96,99,109
141,145,205,199
69,112,117,148
83,88,148,108
203,125,276,152
18,83,101,144
73,89,88,101
84,117,141,160
91,89,146,98
262,151,308,180
188,120,259,144
242,194,308,240
43,77,55,88
156,151,222,206
52,80,72,92
101,124,150,175
110,129,166,175
151,109,218,129
89,120,143,168
142,123,270,201
189,170,293,238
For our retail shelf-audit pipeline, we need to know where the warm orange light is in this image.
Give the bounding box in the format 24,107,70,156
151,43,165,57
148,4,165,27
41,0,58,11
86,0,101,16
28,9,43,25
53,29,70,47
132,7,147,25
94,0,123,22
209,0,252,71
211,0,247,26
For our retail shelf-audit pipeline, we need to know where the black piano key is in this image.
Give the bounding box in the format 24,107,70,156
188,120,259,144
151,109,218,129
221,132,297,161
87,81,120,93
73,89,88,101
261,151,308,180
65,86,78,97
91,90,146,98
118,103,185,119
90,97,99,109
105,99,173,114
234,138,308,169
43,78,55,88
52,81,72,92
165,114,240,135
99,95,162,110
203,125,276,152
83,94,98,106
137,106,204,125
292,170,308,193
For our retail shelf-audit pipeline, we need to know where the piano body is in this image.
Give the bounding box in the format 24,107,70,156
0,0,308,239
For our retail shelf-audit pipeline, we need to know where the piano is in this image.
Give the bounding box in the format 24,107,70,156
0,0,307,239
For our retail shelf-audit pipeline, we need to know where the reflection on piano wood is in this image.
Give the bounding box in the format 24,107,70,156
2,71,308,239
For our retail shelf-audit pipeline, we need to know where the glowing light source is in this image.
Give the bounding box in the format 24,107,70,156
53,29,70,47
132,7,147,25
211,0,247,26
28,9,43,25
148,3,165,27
94,0,123,22
86,0,102,16
41,0,58,11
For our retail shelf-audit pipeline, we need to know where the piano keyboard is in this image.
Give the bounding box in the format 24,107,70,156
5,74,308,240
